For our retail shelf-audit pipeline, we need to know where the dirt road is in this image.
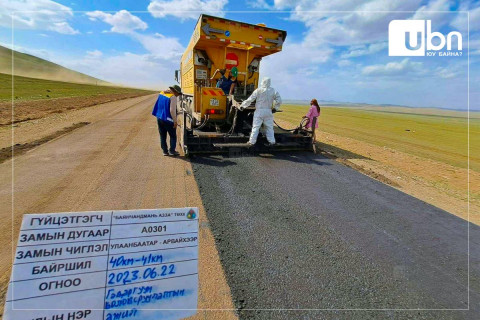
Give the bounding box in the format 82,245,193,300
0,95,236,319
192,153,480,319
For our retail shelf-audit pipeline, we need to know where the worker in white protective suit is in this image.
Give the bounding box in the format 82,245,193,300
239,77,282,146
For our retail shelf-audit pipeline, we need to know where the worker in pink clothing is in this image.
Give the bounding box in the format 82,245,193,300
303,99,320,142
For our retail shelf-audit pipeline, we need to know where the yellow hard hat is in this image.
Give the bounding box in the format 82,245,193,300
160,90,173,97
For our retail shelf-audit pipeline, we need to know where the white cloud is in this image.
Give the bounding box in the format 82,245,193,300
451,5,480,32
64,51,176,89
272,0,299,9
148,0,227,20
341,42,387,58
49,21,80,35
247,0,272,9
435,66,458,79
86,10,148,34
0,0,79,34
131,33,184,60
270,0,468,48
337,59,353,67
86,50,103,58
85,10,183,61
285,0,421,46
412,0,453,25
260,41,333,95
361,58,424,76
431,59,467,79
470,39,480,55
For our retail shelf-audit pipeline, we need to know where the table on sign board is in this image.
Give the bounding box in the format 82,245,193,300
4,208,199,320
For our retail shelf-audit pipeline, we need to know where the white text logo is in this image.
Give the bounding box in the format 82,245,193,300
389,20,462,56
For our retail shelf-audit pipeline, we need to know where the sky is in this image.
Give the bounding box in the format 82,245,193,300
0,0,479,110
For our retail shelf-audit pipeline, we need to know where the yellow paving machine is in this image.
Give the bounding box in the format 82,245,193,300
176,14,314,156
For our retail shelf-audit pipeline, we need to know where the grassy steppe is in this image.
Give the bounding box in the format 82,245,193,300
277,105,480,172
0,73,153,101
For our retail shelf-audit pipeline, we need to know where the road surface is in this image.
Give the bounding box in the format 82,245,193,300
191,153,480,319
1,94,478,319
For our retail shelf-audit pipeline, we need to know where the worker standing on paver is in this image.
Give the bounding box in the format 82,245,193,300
240,77,281,146
212,69,237,96
152,85,182,156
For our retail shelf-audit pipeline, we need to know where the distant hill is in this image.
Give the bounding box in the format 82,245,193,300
0,45,109,85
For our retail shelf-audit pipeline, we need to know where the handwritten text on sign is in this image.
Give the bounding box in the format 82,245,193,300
4,208,199,320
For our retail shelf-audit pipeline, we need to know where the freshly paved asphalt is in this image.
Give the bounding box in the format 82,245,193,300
191,152,480,319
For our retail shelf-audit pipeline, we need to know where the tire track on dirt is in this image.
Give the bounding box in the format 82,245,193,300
22,97,155,214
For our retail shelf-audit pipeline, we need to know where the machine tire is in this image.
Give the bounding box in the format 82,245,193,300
183,145,190,158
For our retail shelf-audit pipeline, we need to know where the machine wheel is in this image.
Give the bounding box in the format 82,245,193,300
183,145,190,158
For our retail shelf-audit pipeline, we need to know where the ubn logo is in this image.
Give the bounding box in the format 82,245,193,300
388,20,462,56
